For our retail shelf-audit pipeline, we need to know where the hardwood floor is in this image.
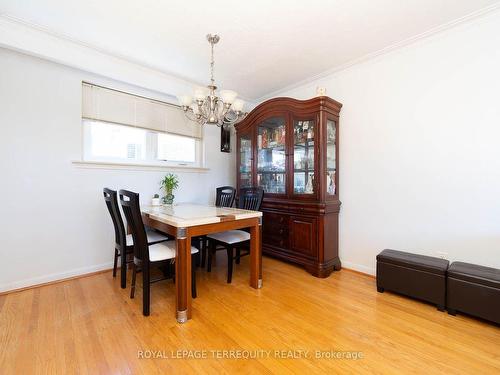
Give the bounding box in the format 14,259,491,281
1,256,499,374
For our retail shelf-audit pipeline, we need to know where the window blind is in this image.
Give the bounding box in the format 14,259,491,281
82,83,202,139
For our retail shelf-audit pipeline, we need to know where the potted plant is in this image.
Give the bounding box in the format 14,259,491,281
160,173,179,205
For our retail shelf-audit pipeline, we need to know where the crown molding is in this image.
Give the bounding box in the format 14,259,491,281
0,14,205,85
256,2,500,102
2,4,498,107
0,14,196,99
0,14,257,107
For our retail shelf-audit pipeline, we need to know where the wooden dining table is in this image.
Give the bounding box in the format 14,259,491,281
140,203,263,323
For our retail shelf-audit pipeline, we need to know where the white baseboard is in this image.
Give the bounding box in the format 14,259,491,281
0,260,376,293
342,261,376,276
0,261,114,293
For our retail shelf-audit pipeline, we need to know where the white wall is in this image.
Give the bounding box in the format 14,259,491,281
0,48,235,292
271,11,500,274
2,11,500,291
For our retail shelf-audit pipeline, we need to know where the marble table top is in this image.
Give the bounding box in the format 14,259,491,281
142,203,262,228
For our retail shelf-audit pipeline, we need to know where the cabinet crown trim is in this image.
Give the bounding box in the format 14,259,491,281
235,96,342,132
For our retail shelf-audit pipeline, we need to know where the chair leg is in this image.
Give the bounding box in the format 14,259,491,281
207,239,215,272
113,248,118,277
143,263,150,316
201,237,207,268
160,264,170,279
130,263,137,299
191,254,197,299
192,238,201,268
235,248,241,265
226,246,233,284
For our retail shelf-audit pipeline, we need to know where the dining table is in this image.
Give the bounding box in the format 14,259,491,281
140,203,263,323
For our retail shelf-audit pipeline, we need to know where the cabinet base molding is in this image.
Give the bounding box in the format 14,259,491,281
264,245,341,278
305,257,342,278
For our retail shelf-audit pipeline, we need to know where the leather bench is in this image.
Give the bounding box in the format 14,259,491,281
447,262,500,324
376,249,449,311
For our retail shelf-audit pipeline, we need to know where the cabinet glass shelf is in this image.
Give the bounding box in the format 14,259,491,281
294,141,314,148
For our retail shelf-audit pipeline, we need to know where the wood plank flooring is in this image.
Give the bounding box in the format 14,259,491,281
1,256,499,374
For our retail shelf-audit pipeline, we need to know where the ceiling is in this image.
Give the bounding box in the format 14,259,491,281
1,0,498,101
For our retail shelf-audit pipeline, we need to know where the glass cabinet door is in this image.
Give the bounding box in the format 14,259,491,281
326,119,337,195
257,117,286,194
293,119,316,195
239,133,252,188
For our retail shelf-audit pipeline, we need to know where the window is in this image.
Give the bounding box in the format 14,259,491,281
81,82,203,168
83,120,202,167
85,121,147,161
157,133,196,163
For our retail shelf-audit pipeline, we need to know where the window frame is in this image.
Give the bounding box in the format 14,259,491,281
82,119,204,169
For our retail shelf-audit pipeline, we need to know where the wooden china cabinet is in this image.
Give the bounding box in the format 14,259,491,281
235,96,342,277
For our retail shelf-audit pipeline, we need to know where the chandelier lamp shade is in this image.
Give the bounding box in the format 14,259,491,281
177,34,247,127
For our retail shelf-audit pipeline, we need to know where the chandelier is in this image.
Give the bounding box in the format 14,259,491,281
177,34,247,127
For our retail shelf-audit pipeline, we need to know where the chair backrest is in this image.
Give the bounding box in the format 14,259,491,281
119,190,149,262
215,186,236,207
238,187,264,211
103,188,126,249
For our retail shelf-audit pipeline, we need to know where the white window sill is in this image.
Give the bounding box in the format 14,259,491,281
71,160,209,173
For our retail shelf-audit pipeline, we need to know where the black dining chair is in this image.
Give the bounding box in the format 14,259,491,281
119,189,198,316
206,187,264,283
197,186,237,268
103,188,170,289
215,186,237,207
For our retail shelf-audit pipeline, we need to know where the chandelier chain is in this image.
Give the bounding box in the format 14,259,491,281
210,39,215,87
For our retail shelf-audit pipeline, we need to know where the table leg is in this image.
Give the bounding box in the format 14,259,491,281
249,221,262,289
259,224,263,282
175,228,191,323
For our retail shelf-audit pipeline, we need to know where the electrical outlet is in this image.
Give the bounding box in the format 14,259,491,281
436,251,448,259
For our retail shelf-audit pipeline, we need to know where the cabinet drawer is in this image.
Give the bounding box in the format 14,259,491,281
262,211,289,249
264,234,289,249
289,216,318,258
262,211,288,231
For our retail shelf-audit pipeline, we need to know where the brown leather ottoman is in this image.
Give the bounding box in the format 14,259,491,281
376,249,449,311
447,262,500,324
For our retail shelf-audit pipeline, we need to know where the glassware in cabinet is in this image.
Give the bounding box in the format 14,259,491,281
257,117,286,194
239,133,252,188
326,119,336,195
293,119,316,194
